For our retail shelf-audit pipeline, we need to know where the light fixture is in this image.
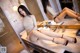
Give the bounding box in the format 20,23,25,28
9,0,18,11
13,6,18,11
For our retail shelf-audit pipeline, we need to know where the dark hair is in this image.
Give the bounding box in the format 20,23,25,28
41,0,49,13
18,5,32,17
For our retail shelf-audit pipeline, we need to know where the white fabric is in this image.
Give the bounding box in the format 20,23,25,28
23,15,37,33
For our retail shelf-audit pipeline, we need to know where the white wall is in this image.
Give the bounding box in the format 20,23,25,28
0,0,27,35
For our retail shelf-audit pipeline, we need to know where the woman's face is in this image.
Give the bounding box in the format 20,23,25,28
19,8,27,17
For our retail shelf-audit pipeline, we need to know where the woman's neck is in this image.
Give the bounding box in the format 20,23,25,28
25,15,32,17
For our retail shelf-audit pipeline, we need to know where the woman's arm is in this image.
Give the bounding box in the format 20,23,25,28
32,15,37,29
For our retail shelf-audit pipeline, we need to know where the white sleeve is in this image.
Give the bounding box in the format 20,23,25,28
31,15,37,29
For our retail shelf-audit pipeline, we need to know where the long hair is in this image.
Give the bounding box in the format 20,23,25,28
18,5,32,17
41,0,49,13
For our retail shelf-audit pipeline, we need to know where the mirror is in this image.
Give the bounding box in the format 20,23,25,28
37,0,80,25
37,0,60,20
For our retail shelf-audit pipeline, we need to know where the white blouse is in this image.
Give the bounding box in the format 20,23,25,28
23,15,37,33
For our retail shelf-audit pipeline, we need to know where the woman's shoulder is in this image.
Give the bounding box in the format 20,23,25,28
30,15,35,18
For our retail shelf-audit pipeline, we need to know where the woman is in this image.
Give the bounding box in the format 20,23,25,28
18,5,78,53
18,5,37,33
18,5,77,44
41,0,80,23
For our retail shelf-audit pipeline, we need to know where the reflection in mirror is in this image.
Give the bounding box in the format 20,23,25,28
37,0,80,23
37,0,59,20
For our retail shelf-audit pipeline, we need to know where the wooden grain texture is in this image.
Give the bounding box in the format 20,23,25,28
25,0,44,21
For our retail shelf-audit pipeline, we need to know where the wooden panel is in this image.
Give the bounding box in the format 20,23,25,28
25,0,44,21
